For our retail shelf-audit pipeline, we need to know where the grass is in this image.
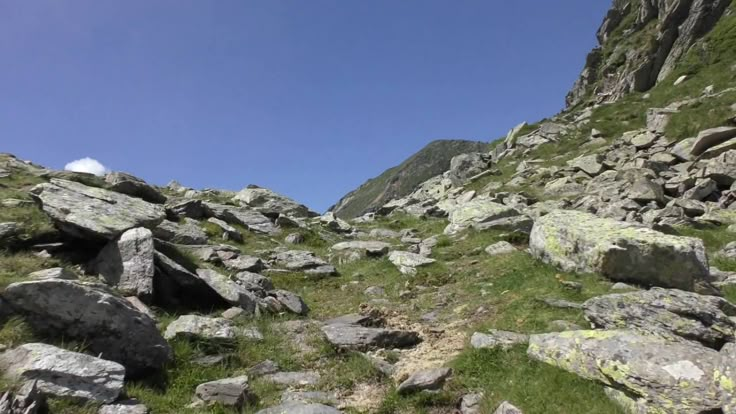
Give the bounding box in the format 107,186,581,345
0,172,57,243
0,251,60,288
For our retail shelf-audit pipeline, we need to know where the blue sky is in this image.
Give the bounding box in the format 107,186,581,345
1,1,609,212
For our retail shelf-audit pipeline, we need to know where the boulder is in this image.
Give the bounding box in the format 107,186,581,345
205,203,278,235
196,269,257,313
0,222,19,243
0,343,124,403
628,178,665,204
704,150,736,186
567,154,605,176
470,330,529,350
28,267,77,281
529,210,709,290
691,126,736,156
458,392,484,414
717,242,736,260
397,367,452,395
285,233,305,244
449,153,491,185
331,241,391,262
207,217,243,242
0,381,45,414
30,179,166,240
583,288,736,348
717,343,736,413
281,391,338,406
527,330,722,413
98,400,149,414
3,280,171,376
193,375,254,408
444,199,520,235
256,403,342,414
233,187,317,218
493,401,523,414
152,219,208,245
271,250,333,273
262,371,321,387
222,255,264,272
319,212,352,233
88,227,155,300
105,172,166,204
153,251,226,309
484,241,516,256
388,251,436,275
234,271,274,292
166,199,212,219
321,323,421,350
266,289,308,315
164,315,240,343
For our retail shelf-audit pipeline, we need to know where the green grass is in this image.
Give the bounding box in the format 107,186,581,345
0,251,60,288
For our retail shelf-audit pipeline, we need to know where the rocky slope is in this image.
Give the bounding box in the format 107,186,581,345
0,1,735,414
330,140,488,219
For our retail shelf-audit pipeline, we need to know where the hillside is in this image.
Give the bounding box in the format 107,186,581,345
330,140,489,219
0,1,736,414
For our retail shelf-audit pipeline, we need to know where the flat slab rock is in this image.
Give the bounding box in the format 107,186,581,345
30,178,166,240
271,250,331,271
583,288,736,348
88,227,155,300
2,279,171,377
194,375,254,408
0,343,125,403
164,315,242,343
529,209,709,291
262,371,321,387
527,330,723,413
153,218,208,245
256,402,343,414
98,400,149,414
196,269,257,313
397,367,452,395
321,323,421,350
444,199,520,235
470,330,529,350
388,251,436,275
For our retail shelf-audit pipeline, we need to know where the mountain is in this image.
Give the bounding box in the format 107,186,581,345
1,1,736,414
329,139,489,218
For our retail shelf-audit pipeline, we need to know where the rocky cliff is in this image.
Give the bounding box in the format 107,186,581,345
566,0,732,107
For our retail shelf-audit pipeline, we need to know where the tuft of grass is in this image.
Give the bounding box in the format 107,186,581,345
0,251,60,288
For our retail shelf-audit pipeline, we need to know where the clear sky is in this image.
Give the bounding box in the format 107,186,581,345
1,1,609,212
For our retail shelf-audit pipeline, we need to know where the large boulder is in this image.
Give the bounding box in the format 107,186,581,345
30,179,166,240
232,187,317,218
271,250,336,275
321,323,421,350
195,269,257,313
444,199,521,235
388,251,436,275
397,367,452,395
583,288,736,348
2,280,172,376
691,126,736,156
88,227,155,300
105,172,166,204
193,376,254,409
448,153,491,186
205,202,278,235
152,219,208,245
164,315,241,344
330,241,391,263
527,330,723,413
529,210,709,290
0,343,125,403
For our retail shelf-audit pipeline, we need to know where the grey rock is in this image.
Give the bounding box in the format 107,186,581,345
717,343,736,413
610,282,637,291
444,199,520,235
194,375,254,408
397,367,452,395
459,392,484,414
583,288,736,348
272,250,330,272
164,315,240,343
704,150,736,186
89,227,155,300
548,320,583,331
3,280,171,376
530,210,709,291
233,187,317,218
0,380,44,414
484,241,516,256
0,343,124,403
30,179,166,240
527,330,722,413
98,400,149,414
493,401,523,414
285,233,305,244
248,360,280,377
205,202,278,235
539,297,583,310
105,172,166,204
567,154,605,176
470,330,529,350
196,269,257,313
223,255,264,272
268,290,309,315
153,219,208,245
281,391,338,406
717,242,736,260
387,251,436,275
166,199,212,219
263,371,321,387
369,228,401,239
234,271,274,292
630,131,659,149
256,402,342,414
28,267,77,280
364,286,385,297
321,323,421,350
683,178,718,201
628,178,665,204
449,153,491,185
691,126,736,156
331,241,391,260
319,212,352,233
0,222,19,242
207,217,243,242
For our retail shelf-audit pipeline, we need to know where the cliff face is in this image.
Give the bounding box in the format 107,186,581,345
566,0,731,107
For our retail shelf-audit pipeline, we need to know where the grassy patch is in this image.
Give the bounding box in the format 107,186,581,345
0,251,60,288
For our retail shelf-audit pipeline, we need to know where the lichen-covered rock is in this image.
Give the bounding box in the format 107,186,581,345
28,267,77,280
256,402,342,414
88,227,155,300
444,199,520,235
193,375,254,408
268,289,309,316
30,178,166,240
330,241,391,259
196,269,257,313
0,343,125,403
152,219,208,245
493,401,523,414
98,400,149,414
583,288,736,348
529,210,709,290
206,202,278,235
0,380,45,414
105,171,166,204
716,343,736,413
388,251,436,275
233,186,317,218
321,323,421,350
485,241,516,256
527,330,722,413
164,315,240,343
397,367,452,395
0,222,19,243
567,154,605,176
2,280,172,376
271,250,331,272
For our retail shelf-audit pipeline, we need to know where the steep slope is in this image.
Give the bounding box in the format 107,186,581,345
330,139,489,219
566,0,732,107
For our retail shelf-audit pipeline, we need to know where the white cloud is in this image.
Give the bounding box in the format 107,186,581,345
64,157,109,176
